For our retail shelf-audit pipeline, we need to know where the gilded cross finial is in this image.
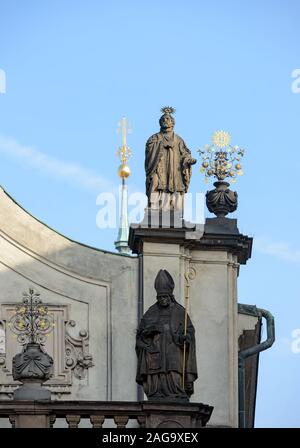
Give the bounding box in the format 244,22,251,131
116,117,132,178
117,117,132,165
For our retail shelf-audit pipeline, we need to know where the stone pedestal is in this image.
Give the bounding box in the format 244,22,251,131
129,216,252,428
142,401,213,428
10,410,51,428
14,380,51,400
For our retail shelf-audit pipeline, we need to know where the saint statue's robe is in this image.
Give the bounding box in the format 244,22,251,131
145,131,193,201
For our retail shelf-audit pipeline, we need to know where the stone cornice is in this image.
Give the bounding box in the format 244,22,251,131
129,217,252,265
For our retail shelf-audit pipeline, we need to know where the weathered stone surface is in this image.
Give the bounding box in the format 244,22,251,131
0,187,139,402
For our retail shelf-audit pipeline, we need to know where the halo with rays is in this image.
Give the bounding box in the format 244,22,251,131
160,106,176,115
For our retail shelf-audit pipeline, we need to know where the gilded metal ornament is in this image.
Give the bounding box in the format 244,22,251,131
8,288,54,345
116,116,132,179
160,106,176,115
198,131,245,184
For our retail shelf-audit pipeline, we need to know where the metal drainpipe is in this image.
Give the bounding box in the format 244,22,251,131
238,308,275,428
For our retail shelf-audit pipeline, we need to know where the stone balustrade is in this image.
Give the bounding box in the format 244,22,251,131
0,400,213,428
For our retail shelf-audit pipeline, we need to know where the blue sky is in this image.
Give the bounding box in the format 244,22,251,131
0,0,300,427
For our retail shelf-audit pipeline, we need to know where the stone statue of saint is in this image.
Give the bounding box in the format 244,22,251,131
136,269,197,401
145,107,197,211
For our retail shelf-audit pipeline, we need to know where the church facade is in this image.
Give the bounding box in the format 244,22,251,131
0,185,267,428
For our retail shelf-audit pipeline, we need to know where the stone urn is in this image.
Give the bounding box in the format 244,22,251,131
12,342,53,400
206,181,238,217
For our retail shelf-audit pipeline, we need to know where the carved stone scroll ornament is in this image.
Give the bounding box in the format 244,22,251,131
65,320,94,380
